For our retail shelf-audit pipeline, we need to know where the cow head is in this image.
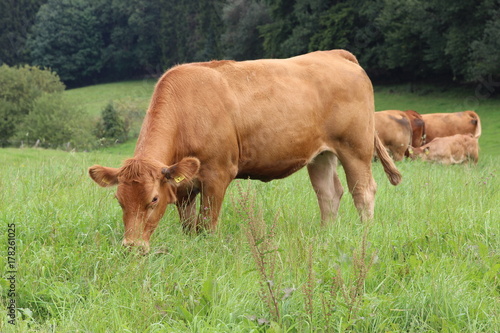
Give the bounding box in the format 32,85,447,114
88,157,200,253
407,146,429,160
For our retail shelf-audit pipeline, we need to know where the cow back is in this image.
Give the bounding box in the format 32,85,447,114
422,111,481,142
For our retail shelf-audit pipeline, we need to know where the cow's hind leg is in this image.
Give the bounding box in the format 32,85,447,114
339,153,377,221
307,151,344,225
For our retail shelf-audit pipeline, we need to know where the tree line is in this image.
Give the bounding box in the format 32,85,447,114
1,0,499,87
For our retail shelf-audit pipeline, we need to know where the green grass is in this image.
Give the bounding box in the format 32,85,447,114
1,81,499,331
64,79,157,117
0,148,498,332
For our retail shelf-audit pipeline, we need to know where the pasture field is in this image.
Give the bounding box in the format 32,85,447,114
64,79,157,117
0,148,498,332
1,82,499,332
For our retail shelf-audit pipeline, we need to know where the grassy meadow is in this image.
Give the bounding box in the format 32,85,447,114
1,81,499,332
64,79,157,117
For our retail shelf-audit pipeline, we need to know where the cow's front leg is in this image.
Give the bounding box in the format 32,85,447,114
176,186,200,233
197,175,233,232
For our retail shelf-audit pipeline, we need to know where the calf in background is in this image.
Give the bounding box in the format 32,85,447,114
408,134,479,165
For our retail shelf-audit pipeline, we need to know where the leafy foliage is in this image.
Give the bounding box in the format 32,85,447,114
469,3,500,80
14,93,94,149
309,2,356,51
94,102,128,146
28,0,104,85
158,0,224,68
221,0,271,60
0,64,64,146
7,0,500,84
97,0,163,80
0,0,47,65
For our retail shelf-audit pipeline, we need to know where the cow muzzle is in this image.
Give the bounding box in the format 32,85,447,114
122,238,150,254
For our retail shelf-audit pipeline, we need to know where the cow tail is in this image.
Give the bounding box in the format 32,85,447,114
421,118,427,145
374,133,402,185
475,115,482,138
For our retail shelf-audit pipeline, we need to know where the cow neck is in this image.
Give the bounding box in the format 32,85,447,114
132,111,178,167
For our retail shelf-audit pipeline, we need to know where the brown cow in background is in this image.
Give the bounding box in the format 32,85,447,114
409,134,479,165
375,110,412,161
404,110,426,148
88,50,401,253
421,111,481,142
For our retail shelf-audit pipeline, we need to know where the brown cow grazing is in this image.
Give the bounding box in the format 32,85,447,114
421,110,481,143
404,110,426,148
375,110,412,161
88,50,401,253
408,134,479,165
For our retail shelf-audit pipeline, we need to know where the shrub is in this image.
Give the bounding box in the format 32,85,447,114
14,93,94,150
114,98,145,138
0,64,65,146
94,102,128,146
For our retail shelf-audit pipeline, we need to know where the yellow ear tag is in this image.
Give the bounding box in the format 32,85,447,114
174,175,185,183
409,148,414,154
102,177,109,185
425,149,430,155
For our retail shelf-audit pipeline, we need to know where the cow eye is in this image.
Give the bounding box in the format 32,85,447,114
151,196,159,204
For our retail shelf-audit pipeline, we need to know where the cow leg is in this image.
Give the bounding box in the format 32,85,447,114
176,187,200,233
307,151,344,225
339,154,377,221
195,167,235,232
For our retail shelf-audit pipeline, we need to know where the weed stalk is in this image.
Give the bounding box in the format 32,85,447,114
330,223,377,326
235,181,281,322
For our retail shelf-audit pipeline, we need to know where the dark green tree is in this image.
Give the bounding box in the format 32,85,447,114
7,0,497,85
279,0,324,56
374,0,435,79
259,0,362,58
0,0,47,65
158,0,225,67
195,0,225,61
28,0,104,85
373,0,499,81
259,0,296,58
468,0,500,81
96,0,163,80
309,1,356,51
221,0,271,60
159,0,195,66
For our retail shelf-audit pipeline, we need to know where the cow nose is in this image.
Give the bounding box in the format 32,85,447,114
122,238,150,254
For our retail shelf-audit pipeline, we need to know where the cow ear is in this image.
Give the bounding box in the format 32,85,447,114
89,165,119,187
162,157,200,185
